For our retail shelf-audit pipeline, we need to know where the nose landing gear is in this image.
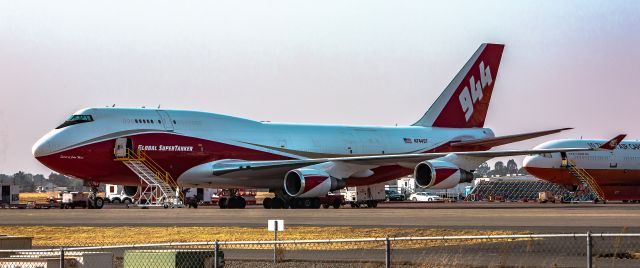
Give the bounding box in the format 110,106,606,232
87,181,104,209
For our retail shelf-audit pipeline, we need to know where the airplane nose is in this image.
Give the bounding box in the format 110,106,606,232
32,135,52,158
522,155,536,168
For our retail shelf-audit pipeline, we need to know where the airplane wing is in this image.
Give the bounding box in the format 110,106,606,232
207,147,590,177
450,128,572,148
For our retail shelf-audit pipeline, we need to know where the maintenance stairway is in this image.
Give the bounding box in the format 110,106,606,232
115,149,182,207
566,160,607,202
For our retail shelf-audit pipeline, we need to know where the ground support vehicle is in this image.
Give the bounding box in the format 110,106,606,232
104,184,135,205
320,194,344,209
60,192,90,209
341,183,386,208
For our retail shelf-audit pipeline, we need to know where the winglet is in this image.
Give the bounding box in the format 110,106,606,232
599,134,626,150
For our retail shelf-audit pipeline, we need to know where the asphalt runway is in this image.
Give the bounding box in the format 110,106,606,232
3,202,640,233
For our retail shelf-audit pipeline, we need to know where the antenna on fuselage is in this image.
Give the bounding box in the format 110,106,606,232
112,104,116,107
157,104,161,109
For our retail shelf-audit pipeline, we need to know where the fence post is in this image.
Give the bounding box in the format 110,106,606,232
586,231,592,268
385,236,391,268
59,247,64,268
214,240,219,268
273,228,278,263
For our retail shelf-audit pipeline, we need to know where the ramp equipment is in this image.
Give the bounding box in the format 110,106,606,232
566,160,606,202
115,149,182,208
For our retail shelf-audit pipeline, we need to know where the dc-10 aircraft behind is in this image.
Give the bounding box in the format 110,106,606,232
524,135,640,202
33,43,587,209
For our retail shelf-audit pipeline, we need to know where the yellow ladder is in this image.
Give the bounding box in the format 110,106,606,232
566,160,606,202
115,149,184,204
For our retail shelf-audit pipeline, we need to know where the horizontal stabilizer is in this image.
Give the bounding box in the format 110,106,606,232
599,134,626,150
451,128,572,148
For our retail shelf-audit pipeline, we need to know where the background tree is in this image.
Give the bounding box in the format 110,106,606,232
506,159,518,175
493,161,507,176
518,167,529,175
474,162,491,178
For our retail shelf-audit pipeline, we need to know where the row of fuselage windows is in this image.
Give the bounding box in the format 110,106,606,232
623,156,640,161
575,155,609,161
133,119,177,124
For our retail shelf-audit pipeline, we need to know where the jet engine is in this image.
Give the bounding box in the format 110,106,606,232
284,168,346,198
414,160,474,189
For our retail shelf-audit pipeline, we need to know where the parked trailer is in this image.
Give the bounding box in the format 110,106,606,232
341,183,386,208
0,184,19,208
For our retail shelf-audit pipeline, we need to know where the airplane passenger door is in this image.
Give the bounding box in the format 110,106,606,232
560,152,568,168
156,110,175,131
609,152,619,168
114,138,132,158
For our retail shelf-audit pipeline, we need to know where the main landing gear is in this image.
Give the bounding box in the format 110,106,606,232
263,191,322,209
218,189,247,209
87,181,104,209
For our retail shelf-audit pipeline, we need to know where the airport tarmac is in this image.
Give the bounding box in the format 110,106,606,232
2,202,640,233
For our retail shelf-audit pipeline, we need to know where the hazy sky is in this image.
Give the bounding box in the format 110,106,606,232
1,1,639,175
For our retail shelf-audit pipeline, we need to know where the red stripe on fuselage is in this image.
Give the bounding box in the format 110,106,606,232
35,133,294,185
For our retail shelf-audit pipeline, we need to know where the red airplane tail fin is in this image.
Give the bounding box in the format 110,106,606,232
413,43,505,128
599,134,627,150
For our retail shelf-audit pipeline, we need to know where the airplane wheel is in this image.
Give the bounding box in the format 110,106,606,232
303,198,312,208
227,197,237,208
219,197,228,209
263,198,272,209
288,198,297,209
271,198,284,209
228,197,245,209
298,198,308,208
333,199,342,209
311,198,321,209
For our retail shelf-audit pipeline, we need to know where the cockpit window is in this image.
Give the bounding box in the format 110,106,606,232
56,115,94,129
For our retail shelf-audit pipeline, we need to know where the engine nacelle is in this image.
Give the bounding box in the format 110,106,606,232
284,168,346,198
414,160,474,189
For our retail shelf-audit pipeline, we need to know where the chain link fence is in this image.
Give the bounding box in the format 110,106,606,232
1,233,639,267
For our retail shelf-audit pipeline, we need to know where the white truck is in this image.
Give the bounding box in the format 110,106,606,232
104,184,135,204
0,184,19,208
341,182,386,208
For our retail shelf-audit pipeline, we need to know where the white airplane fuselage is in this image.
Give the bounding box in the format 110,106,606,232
33,108,495,188
524,139,640,200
